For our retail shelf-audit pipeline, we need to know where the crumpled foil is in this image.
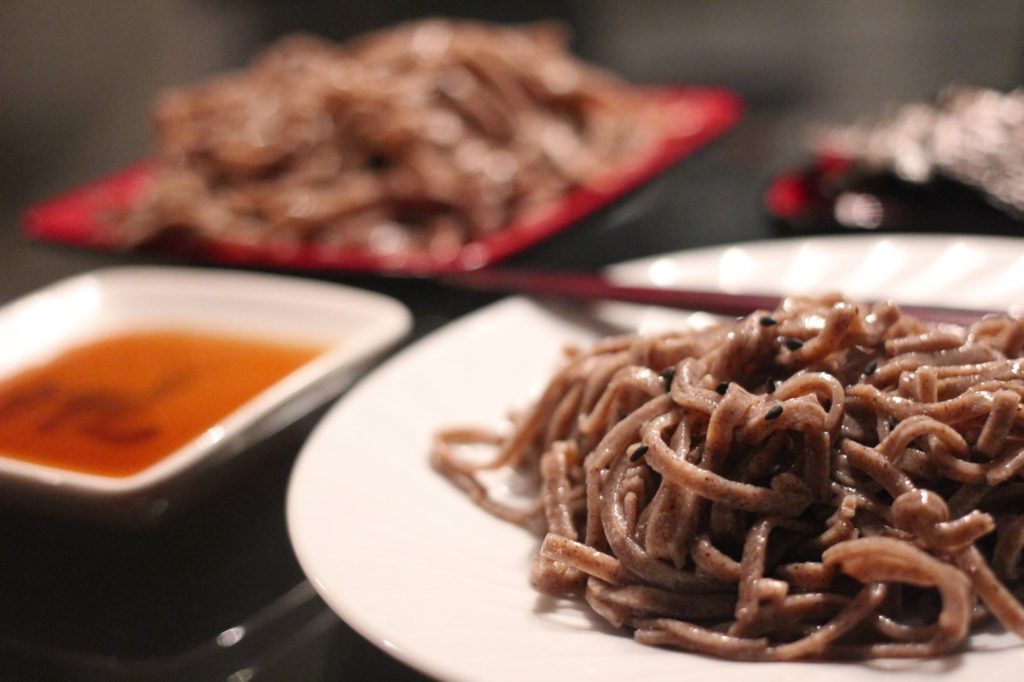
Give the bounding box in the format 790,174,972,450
818,86,1024,217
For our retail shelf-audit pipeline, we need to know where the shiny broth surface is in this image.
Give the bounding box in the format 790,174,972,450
0,329,323,477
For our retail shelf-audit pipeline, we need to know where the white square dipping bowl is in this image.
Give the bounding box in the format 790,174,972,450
0,266,411,525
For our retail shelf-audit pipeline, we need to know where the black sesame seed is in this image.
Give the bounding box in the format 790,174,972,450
784,338,804,351
715,382,729,395
630,445,650,462
765,404,784,420
759,316,778,327
865,360,878,376
365,153,391,171
766,378,777,393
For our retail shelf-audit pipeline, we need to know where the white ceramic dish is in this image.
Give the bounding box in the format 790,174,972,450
599,233,1024,333
0,266,410,524
287,235,1024,682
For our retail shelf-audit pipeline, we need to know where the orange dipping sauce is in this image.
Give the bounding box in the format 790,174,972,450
0,329,323,477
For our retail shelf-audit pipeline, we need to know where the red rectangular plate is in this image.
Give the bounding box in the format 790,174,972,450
23,87,741,275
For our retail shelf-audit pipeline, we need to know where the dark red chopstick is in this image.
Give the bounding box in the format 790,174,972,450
445,269,998,327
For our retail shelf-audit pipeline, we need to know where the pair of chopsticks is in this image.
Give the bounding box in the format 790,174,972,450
443,268,996,327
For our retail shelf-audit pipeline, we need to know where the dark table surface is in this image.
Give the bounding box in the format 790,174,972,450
1,5,1022,681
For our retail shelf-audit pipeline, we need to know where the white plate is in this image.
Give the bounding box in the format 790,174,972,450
287,235,1024,682
0,266,410,525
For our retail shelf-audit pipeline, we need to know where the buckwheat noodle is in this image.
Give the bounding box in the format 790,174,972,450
117,20,662,254
431,295,1024,660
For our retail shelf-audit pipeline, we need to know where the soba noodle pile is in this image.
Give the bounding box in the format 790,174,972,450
431,295,1024,661
116,19,662,253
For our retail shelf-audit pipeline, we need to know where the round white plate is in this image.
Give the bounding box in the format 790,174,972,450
287,235,1024,682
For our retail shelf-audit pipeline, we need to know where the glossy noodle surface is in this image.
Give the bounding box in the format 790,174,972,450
432,296,1024,660
117,19,663,255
